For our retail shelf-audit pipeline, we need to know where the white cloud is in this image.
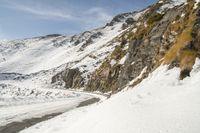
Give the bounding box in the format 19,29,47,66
5,3,74,20
84,7,112,23
6,2,112,22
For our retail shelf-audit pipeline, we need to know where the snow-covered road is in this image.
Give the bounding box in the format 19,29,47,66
0,95,100,133
0,91,93,127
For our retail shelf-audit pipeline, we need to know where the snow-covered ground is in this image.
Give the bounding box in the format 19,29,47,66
21,59,200,133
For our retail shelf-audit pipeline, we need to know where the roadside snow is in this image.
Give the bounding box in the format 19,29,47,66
21,58,200,133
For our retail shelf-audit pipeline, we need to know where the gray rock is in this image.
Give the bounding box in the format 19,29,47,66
62,68,84,89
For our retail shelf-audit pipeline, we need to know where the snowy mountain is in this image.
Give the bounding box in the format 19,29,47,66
1,0,200,133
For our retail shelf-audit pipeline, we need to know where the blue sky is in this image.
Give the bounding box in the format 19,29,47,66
0,0,156,40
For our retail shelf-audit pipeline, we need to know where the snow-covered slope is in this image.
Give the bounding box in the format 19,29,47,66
0,12,138,75
21,58,200,133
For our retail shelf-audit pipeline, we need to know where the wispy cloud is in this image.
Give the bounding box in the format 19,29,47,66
0,0,113,38
3,1,112,26
85,7,112,22
83,9,112,30
19,6,73,20
4,2,74,20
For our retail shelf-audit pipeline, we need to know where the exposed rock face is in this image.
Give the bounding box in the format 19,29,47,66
192,9,200,57
118,6,185,88
107,12,137,26
86,44,126,93
79,32,103,51
51,72,63,84
62,68,84,89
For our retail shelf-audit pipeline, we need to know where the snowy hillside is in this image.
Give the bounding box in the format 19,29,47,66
0,12,137,75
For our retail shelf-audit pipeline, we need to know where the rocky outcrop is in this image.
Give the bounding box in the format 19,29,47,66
62,68,84,89
86,44,126,93
51,72,63,84
118,5,185,88
192,9,200,57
